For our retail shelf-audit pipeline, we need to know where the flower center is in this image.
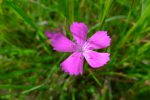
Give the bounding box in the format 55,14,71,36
75,42,90,53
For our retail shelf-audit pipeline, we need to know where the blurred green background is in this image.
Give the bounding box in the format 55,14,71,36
0,0,150,100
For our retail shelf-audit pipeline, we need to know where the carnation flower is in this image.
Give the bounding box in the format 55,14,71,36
46,22,111,75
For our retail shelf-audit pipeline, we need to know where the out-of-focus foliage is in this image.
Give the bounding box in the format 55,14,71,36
0,0,150,99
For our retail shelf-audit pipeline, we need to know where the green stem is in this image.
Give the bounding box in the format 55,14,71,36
69,0,74,24
99,0,112,29
90,70,102,87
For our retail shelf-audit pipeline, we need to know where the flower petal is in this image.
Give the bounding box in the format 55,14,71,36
87,31,111,50
61,52,84,75
70,22,88,44
83,50,110,68
45,31,75,52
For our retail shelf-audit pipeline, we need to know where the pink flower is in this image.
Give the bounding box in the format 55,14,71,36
46,22,111,76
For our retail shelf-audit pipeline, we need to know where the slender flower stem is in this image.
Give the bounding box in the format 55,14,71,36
69,0,74,24
90,70,102,87
99,0,112,29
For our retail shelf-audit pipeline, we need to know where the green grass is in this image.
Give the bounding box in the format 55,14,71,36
0,0,150,99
